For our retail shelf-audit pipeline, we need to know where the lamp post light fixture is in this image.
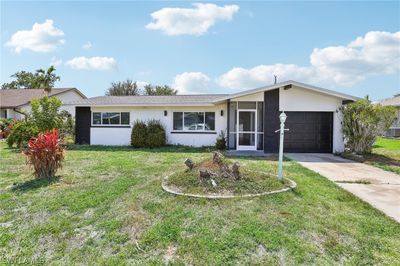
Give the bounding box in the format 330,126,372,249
275,111,289,182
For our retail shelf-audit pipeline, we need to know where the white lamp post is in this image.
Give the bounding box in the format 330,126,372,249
275,112,289,182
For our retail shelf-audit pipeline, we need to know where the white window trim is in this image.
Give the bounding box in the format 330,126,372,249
173,111,216,132
92,111,130,126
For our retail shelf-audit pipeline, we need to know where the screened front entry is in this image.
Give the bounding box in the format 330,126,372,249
237,110,257,150
228,101,263,151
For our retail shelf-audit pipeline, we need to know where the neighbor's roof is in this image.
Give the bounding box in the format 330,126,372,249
213,80,361,103
65,94,230,107
0,88,87,108
379,94,400,107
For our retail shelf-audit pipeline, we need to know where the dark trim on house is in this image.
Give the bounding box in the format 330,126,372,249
342,100,354,105
226,99,230,147
283,84,292,90
171,131,217,134
264,89,280,153
75,107,91,144
91,126,131,128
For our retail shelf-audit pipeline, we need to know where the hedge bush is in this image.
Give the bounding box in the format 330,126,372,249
340,98,396,154
146,120,166,148
215,130,227,150
131,120,147,148
6,120,39,148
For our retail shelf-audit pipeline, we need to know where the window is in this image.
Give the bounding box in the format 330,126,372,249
173,112,215,131
173,112,183,130
92,112,130,126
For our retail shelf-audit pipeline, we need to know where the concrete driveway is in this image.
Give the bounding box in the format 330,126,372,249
286,153,400,223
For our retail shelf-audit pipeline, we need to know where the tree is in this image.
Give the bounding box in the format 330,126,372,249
143,84,177,96
35,66,60,94
105,79,140,96
1,66,60,91
340,98,396,154
30,96,63,132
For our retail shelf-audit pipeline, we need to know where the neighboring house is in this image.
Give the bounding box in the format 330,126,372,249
379,94,400,138
0,88,87,119
68,80,360,153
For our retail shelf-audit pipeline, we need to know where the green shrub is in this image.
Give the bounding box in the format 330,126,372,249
59,110,75,141
340,98,396,154
215,130,226,150
146,120,166,148
31,96,63,132
131,120,147,148
6,120,39,148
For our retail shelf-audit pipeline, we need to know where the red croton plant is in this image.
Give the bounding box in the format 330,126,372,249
23,128,65,179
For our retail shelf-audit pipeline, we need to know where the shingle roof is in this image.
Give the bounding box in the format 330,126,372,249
379,95,400,107
65,94,229,106
0,88,86,108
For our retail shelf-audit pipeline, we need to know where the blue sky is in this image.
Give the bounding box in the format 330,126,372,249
1,1,399,100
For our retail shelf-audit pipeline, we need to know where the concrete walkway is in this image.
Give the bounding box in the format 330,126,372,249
286,153,400,223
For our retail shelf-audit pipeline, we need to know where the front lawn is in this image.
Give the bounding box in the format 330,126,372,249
0,142,399,265
342,137,400,175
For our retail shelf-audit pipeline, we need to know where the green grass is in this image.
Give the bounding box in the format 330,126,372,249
0,141,399,265
342,137,400,175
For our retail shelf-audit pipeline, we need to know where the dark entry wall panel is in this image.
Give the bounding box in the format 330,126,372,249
264,89,280,153
75,107,91,144
284,112,333,153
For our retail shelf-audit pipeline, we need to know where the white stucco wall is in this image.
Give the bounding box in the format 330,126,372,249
57,90,86,116
279,86,345,153
90,104,227,146
0,108,24,120
231,92,264,102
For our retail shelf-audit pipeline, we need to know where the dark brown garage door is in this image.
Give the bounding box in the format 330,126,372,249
284,112,333,153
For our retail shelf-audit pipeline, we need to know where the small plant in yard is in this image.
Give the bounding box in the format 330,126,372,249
23,129,64,179
131,120,147,148
340,98,396,154
0,118,14,138
146,119,166,148
6,120,39,148
215,130,227,150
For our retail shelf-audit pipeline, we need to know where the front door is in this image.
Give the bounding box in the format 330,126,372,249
237,110,257,150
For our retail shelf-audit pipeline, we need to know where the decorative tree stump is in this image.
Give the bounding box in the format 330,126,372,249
212,151,224,165
231,162,240,180
184,158,194,170
184,152,241,184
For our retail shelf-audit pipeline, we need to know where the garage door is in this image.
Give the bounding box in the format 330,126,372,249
284,112,333,153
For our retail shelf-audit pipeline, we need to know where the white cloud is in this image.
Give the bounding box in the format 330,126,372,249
310,31,400,85
217,31,400,89
50,57,63,66
82,41,92,50
6,19,65,53
65,56,116,71
146,3,239,36
173,72,210,94
217,64,316,90
136,81,149,90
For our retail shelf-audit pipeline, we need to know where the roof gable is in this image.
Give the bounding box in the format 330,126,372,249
0,88,86,108
213,80,361,103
